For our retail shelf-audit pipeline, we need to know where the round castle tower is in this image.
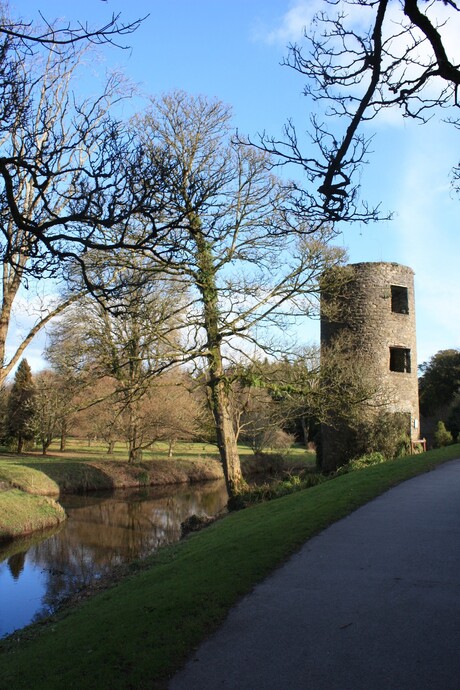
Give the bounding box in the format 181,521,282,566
320,262,420,471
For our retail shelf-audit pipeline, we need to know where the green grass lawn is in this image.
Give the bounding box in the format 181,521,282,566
0,444,458,690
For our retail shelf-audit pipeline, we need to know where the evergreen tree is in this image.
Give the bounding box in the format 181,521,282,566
6,359,37,453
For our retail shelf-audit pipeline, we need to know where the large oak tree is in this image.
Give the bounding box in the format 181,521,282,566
130,91,344,495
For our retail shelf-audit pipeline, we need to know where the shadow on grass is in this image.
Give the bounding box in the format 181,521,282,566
22,462,115,494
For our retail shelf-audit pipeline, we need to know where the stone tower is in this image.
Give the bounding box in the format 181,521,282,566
320,261,420,471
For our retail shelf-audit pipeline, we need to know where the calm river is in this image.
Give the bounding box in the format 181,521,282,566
0,480,228,638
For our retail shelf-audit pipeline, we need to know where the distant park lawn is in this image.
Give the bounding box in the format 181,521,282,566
47,437,313,463
0,436,314,465
47,437,227,461
0,444,458,689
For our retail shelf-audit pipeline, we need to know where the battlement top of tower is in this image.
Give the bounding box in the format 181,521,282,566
347,261,414,274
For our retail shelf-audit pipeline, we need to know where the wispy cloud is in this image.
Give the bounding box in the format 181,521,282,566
262,0,460,49
255,1,321,46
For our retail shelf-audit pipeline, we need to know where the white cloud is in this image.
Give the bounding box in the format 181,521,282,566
259,1,321,46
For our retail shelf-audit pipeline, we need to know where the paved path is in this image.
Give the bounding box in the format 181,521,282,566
170,459,460,689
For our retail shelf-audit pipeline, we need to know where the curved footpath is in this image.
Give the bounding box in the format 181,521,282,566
170,458,460,690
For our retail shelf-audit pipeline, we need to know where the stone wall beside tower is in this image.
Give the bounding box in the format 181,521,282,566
320,262,420,471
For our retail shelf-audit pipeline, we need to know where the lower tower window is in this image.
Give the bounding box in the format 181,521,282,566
390,347,411,373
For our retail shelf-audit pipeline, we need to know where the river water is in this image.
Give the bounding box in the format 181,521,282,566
0,480,228,638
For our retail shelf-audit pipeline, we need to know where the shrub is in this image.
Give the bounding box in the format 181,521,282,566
228,472,327,510
351,412,411,461
433,420,453,448
336,451,387,476
266,429,295,453
244,426,295,455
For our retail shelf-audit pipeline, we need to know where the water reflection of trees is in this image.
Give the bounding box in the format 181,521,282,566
8,551,26,579
21,480,228,621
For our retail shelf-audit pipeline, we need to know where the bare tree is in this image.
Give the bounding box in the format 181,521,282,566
114,372,203,460
0,5,145,50
0,0,144,147
47,263,188,462
34,369,66,454
0,44,159,283
67,376,117,449
131,91,345,495
234,385,293,454
0,3,166,320
0,41,109,384
0,4,159,384
253,0,460,222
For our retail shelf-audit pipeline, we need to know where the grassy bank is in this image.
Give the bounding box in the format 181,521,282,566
0,451,225,542
0,442,314,541
0,445,458,689
0,489,66,541
18,456,224,493
0,462,65,540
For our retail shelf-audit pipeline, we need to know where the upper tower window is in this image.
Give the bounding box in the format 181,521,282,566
391,285,409,314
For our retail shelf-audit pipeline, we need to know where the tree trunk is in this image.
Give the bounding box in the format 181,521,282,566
209,375,245,496
194,225,245,497
0,291,13,383
17,436,23,454
0,267,21,388
128,422,142,462
108,440,115,455
300,415,310,449
127,407,140,463
168,439,174,458
60,420,67,451
129,447,142,463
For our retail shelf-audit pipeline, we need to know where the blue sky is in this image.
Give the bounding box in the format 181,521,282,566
14,0,460,368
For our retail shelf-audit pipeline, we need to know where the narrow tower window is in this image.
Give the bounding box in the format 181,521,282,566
391,285,409,314
390,347,411,373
